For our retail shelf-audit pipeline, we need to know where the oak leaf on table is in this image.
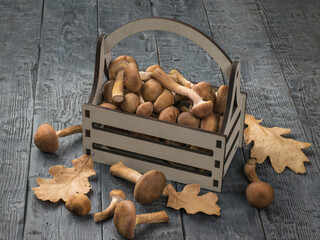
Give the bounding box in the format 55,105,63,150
163,184,220,215
32,154,96,202
244,114,311,174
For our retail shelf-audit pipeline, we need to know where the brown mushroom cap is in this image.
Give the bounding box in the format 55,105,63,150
123,62,143,93
141,79,163,102
153,89,174,113
110,189,126,200
136,102,153,117
108,55,138,80
213,85,228,114
121,93,140,113
65,193,91,216
192,82,216,102
34,123,59,153
102,80,120,106
246,181,275,208
100,102,120,110
191,100,213,119
146,64,161,72
158,106,180,123
200,112,219,132
134,170,167,205
114,200,136,239
177,112,200,128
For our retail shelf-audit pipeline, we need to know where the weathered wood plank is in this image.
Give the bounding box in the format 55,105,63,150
151,0,264,239
255,0,320,169
203,0,320,239
23,1,101,239
98,1,184,239
0,1,42,239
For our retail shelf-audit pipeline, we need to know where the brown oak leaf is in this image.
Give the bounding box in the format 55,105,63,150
244,114,311,174
32,154,96,202
163,184,220,215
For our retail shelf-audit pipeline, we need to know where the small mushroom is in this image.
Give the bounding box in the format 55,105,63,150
65,193,91,216
153,89,174,113
244,159,275,208
200,112,219,132
177,112,200,128
169,69,194,88
109,55,138,102
152,68,213,118
94,190,126,222
102,80,120,106
110,161,166,204
139,64,162,81
34,124,82,153
141,79,163,102
123,62,143,93
121,93,140,113
114,200,169,239
192,82,216,104
136,102,153,117
158,106,180,123
100,102,119,110
213,85,228,114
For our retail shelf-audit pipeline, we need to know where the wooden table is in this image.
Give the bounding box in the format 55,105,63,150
1,0,319,239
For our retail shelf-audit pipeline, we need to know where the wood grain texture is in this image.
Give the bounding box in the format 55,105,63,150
0,1,42,239
255,0,320,169
98,0,183,239
151,0,264,239
203,0,320,239
23,0,101,239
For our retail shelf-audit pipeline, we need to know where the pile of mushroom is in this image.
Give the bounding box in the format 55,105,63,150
100,55,229,150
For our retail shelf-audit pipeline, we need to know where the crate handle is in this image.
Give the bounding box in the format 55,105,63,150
88,17,242,136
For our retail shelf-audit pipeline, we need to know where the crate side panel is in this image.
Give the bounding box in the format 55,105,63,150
84,104,225,149
92,150,221,192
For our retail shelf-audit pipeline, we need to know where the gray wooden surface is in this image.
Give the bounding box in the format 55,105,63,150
0,0,319,239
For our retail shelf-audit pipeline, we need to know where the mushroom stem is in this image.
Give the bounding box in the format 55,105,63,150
112,70,125,103
135,210,169,225
110,161,142,184
151,68,212,118
244,158,260,183
169,69,194,88
55,125,82,138
94,190,126,222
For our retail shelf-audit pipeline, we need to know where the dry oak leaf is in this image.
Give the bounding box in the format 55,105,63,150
32,154,96,202
244,114,311,174
163,183,220,215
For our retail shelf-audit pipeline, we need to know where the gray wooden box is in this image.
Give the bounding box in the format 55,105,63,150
82,18,246,192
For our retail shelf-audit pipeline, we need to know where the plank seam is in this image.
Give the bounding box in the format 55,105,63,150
22,0,46,238
254,0,320,172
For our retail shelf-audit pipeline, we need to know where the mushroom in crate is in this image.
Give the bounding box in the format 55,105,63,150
34,124,82,153
110,161,166,204
114,200,169,239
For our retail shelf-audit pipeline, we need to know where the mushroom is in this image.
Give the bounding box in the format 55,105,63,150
34,124,82,153
213,85,228,114
94,190,126,222
151,67,213,118
169,69,194,88
177,112,200,128
244,159,275,208
158,106,180,123
109,161,166,204
102,80,120,106
114,200,169,239
136,102,153,117
192,82,216,104
109,55,138,102
121,93,140,113
139,64,162,81
200,112,219,132
153,89,174,113
123,62,143,93
141,79,163,102
65,193,91,216
100,102,119,110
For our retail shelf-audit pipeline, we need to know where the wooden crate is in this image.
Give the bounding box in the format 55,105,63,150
82,18,246,192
